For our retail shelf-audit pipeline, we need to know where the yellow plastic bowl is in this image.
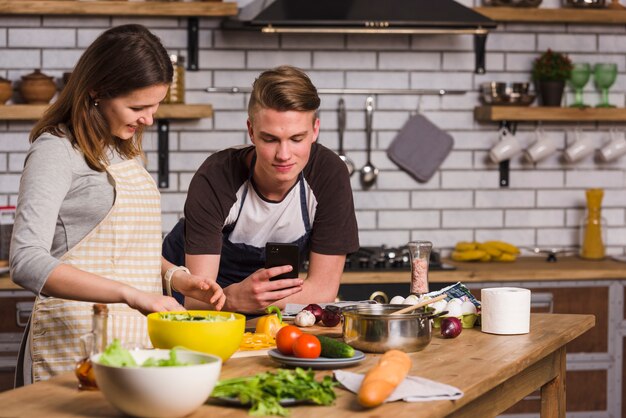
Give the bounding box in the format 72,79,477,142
147,311,245,361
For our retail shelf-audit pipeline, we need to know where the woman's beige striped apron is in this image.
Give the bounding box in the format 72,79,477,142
30,159,163,382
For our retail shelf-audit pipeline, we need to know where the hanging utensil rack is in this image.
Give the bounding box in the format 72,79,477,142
206,87,466,95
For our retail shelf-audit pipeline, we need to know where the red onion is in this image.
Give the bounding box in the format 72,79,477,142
302,304,324,323
321,307,341,327
441,317,462,339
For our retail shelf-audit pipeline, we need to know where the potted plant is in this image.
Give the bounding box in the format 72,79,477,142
532,49,573,106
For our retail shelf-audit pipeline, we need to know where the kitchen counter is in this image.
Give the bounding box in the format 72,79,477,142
340,256,626,284
0,313,594,418
1,256,624,291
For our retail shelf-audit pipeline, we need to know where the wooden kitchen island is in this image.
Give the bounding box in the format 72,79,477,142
0,257,622,415
0,313,594,418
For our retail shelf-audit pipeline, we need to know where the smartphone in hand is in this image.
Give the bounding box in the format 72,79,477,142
265,242,299,280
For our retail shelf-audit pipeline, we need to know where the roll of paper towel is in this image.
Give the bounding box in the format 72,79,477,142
481,287,531,335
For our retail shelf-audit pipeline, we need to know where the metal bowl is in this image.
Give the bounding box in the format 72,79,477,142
480,82,536,106
342,304,439,353
563,0,605,8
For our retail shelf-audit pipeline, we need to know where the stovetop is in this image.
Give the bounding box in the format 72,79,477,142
303,246,456,272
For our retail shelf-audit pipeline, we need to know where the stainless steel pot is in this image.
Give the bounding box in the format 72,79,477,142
342,305,442,353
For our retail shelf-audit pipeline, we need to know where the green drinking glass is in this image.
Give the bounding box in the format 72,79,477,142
593,63,618,108
569,63,591,108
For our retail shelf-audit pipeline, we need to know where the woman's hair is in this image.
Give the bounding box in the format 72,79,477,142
248,65,320,123
30,24,173,171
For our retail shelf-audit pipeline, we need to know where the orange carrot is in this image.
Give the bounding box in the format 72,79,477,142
357,349,412,408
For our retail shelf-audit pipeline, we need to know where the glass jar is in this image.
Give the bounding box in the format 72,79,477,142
75,304,108,390
164,54,185,104
407,241,432,295
579,188,607,260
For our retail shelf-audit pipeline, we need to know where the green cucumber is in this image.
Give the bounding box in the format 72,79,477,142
317,335,355,358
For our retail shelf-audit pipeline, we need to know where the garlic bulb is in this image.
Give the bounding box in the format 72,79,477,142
294,310,316,327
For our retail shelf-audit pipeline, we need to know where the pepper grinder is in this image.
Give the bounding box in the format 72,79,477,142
407,241,432,295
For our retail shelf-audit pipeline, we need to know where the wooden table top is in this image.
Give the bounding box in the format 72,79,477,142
2,256,625,291
0,313,594,418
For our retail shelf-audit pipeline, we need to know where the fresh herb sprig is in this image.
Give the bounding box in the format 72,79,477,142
212,368,337,416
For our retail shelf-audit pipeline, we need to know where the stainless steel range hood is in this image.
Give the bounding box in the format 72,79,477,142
224,0,497,73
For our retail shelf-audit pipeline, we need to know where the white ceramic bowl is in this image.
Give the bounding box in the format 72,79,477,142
92,349,222,418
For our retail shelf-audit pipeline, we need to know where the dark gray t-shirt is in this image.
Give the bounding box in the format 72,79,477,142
184,143,359,256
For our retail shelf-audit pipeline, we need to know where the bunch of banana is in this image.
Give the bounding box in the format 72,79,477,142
451,241,520,262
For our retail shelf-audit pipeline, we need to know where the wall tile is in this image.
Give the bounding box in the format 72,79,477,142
248,51,311,69
442,209,503,228
378,210,440,228
476,190,535,208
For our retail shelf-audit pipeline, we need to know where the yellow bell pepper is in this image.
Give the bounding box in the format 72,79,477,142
255,305,287,338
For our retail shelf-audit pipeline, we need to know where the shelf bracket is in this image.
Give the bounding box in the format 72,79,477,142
187,17,199,71
158,120,170,189
498,120,517,188
474,33,488,74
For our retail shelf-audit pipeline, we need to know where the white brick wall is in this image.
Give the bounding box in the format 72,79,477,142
1,2,626,254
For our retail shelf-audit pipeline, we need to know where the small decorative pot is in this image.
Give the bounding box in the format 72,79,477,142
536,80,565,107
0,77,12,105
19,69,57,104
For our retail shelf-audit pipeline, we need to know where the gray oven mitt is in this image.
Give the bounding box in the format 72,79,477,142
387,114,454,183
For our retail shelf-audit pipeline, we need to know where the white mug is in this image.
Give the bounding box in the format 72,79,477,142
524,130,557,163
599,131,626,162
489,128,522,163
564,131,594,163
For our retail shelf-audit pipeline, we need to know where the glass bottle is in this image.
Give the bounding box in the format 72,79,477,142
580,188,607,260
75,303,108,390
407,241,432,295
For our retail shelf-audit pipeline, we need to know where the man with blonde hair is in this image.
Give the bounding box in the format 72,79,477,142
163,65,359,314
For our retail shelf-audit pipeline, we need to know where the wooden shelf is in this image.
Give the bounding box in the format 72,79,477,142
475,106,626,122
0,104,213,121
0,1,237,17
474,6,626,24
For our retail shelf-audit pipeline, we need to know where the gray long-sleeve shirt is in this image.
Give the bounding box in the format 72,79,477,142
10,133,116,295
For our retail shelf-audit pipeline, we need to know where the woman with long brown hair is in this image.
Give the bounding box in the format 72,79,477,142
10,24,224,386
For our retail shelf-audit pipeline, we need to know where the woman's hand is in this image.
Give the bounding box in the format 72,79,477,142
173,270,226,310
222,266,303,314
123,288,184,316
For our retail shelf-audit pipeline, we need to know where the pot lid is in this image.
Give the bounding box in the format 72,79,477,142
22,69,53,81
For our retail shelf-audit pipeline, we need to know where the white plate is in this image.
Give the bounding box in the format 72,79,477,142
612,255,626,263
267,348,365,369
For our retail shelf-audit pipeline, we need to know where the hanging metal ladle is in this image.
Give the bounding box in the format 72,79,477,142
359,96,378,188
337,98,355,176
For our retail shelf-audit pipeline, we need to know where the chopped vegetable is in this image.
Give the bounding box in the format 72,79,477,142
212,367,337,416
97,339,189,367
255,305,287,338
239,332,276,351
159,312,236,322
98,339,137,367
294,310,316,327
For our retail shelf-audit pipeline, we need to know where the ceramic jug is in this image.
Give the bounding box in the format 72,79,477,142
0,77,12,105
20,69,56,104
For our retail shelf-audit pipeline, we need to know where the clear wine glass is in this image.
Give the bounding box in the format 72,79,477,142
593,63,618,108
569,63,591,108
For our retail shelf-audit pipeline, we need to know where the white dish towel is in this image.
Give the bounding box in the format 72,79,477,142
334,370,464,402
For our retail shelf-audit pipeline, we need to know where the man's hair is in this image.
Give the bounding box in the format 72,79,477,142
30,24,173,171
248,65,320,121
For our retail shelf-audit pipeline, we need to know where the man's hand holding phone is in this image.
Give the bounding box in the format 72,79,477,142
265,242,299,280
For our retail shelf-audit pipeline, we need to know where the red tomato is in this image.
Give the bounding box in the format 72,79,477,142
276,325,303,355
292,334,321,359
